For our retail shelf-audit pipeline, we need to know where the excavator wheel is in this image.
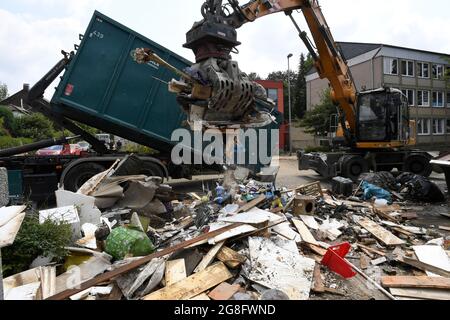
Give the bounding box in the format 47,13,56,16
403,154,432,177
340,155,369,182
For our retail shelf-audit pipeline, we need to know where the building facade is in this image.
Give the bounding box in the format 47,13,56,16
255,80,288,151
306,42,450,149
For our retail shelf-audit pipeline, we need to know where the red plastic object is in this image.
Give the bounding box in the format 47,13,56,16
321,242,357,279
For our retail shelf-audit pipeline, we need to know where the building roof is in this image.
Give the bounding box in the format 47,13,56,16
0,84,32,115
306,42,450,76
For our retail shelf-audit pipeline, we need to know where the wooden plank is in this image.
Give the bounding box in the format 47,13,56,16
312,264,325,293
304,243,327,257
390,288,450,300
47,223,242,300
194,242,225,273
360,254,371,270
382,276,450,290
399,257,450,278
292,219,319,246
238,195,266,213
358,218,405,246
357,244,386,257
216,246,247,269
208,283,240,301
143,262,232,300
165,259,187,286
413,245,450,277
439,226,450,232
189,293,211,301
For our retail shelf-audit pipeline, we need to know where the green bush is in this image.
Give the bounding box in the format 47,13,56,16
124,143,157,155
0,136,33,149
0,106,15,132
2,212,72,277
13,113,56,141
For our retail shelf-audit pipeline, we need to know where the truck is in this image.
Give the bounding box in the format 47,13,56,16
0,11,281,204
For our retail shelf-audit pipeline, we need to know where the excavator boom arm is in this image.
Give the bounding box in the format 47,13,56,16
230,0,358,135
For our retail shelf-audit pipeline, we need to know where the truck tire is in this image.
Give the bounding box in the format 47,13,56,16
140,161,165,181
63,162,106,192
341,155,369,182
403,155,432,177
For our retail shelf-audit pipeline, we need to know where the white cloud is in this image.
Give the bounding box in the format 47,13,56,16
0,0,449,100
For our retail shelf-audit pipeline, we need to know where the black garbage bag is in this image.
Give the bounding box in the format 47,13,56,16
358,172,399,191
396,172,445,203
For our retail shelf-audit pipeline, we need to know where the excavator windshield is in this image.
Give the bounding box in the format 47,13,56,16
356,90,409,143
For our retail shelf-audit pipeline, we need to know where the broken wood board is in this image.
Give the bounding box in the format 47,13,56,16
292,219,319,246
272,222,302,242
237,194,266,213
47,222,243,300
248,237,315,300
39,266,56,300
358,218,405,246
399,257,450,278
357,244,386,257
303,243,327,257
207,223,257,245
0,206,26,248
216,246,247,269
165,259,187,286
143,262,232,300
360,254,371,270
299,215,320,230
194,242,225,273
208,282,241,301
390,287,450,300
189,293,211,300
312,264,325,293
55,255,112,295
382,276,450,290
295,181,323,197
413,245,450,277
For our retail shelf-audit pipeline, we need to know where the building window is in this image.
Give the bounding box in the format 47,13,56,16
401,60,414,77
401,89,415,106
432,91,444,107
384,58,398,75
447,119,450,134
433,119,445,135
417,118,431,135
417,90,430,107
267,88,279,108
417,62,429,78
432,64,444,79
447,92,450,107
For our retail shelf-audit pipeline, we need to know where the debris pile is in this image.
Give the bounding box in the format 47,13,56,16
1,158,449,301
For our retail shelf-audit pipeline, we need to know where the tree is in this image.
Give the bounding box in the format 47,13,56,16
247,72,261,81
0,83,7,101
299,88,337,136
293,54,307,119
14,113,56,141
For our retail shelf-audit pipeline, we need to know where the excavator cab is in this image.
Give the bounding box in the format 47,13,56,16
355,88,410,148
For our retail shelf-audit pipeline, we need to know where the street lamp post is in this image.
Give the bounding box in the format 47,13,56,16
287,53,293,156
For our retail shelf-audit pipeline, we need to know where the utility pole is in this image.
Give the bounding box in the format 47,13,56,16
287,53,293,156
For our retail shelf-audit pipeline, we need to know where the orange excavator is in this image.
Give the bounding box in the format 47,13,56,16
135,0,432,180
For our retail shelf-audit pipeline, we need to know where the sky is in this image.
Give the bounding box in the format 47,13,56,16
1,0,449,99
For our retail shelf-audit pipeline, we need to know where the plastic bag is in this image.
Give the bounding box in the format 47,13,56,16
361,181,392,203
396,173,445,203
105,227,155,260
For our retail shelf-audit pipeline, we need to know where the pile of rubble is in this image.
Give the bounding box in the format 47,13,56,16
1,157,450,301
